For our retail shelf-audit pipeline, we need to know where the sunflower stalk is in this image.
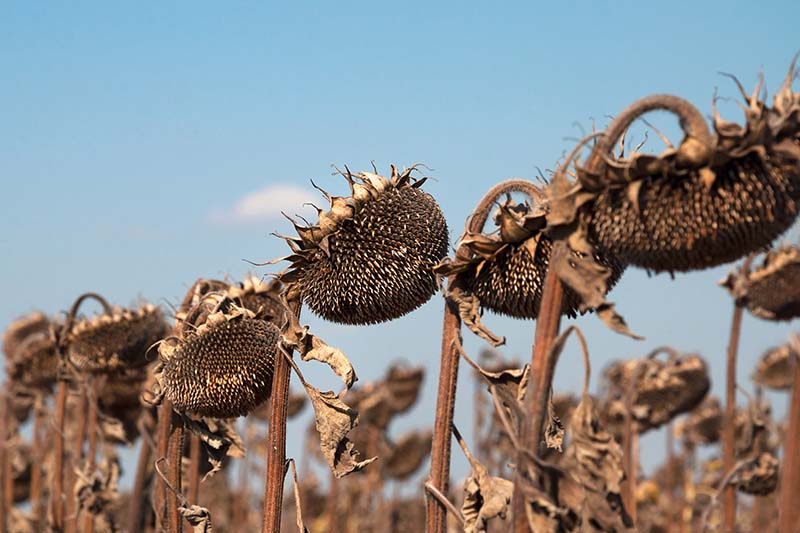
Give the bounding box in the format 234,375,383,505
426,296,461,533
512,255,565,532
82,383,100,533
261,296,301,533
778,334,800,532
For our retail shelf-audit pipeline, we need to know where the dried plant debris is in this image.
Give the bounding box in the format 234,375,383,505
383,429,433,480
721,245,800,321
274,164,449,325
160,295,279,418
548,60,800,274
453,426,513,533
436,179,624,344
567,393,633,531
752,343,798,390
731,452,779,495
678,396,723,447
75,457,120,521
3,312,59,389
66,301,169,373
226,275,288,326
604,348,710,432
182,417,245,481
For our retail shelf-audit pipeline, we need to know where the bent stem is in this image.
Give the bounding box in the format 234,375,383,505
722,255,754,531
512,249,565,532
425,293,461,533
778,335,800,532
261,295,302,533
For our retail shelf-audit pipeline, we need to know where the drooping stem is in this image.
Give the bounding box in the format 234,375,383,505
261,296,302,533
167,410,185,533
778,338,800,533
187,433,201,504
52,380,68,531
425,294,461,533
722,256,753,532
512,248,565,532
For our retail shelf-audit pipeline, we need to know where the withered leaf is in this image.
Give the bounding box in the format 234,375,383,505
448,290,505,347
181,416,245,481
545,396,565,452
282,314,357,391
454,426,513,533
180,504,214,533
304,386,376,478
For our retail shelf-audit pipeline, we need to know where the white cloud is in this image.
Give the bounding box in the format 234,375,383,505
210,184,317,223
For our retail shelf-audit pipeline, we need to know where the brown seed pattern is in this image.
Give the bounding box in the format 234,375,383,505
161,316,279,418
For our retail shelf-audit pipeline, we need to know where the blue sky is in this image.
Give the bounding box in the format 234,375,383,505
2,1,798,489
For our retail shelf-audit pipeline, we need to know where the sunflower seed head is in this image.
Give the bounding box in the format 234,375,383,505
66,303,169,374
160,300,279,418
277,165,448,325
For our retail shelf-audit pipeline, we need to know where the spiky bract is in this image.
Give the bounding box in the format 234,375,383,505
277,165,449,325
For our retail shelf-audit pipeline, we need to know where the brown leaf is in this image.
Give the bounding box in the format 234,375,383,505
448,290,505,347
282,315,357,391
182,416,245,481
304,386,377,478
180,504,214,533
455,426,513,533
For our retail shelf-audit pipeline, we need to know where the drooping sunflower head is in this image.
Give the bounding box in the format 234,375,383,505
160,292,280,419
276,164,449,325
3,312,59,390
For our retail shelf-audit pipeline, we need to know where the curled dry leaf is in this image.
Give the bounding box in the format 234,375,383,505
281,306,357,391
180,505,214,533
732,452,780,495
181,416,245,481
303,386,377,478
75,457,120,518
454,426,513,533
446,288,506,347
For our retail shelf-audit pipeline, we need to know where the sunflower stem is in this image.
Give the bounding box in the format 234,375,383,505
512,249,564,532
82,384,100,533
52,379,68,531
167,410,184,533
187,433,201,504
154,399,173,531
0,389,8,533
425,295,461,533
778,342,800,532
261,296,301,533
129,421,152,531
723,255,753,531
65,387,88,533
29,397,45,529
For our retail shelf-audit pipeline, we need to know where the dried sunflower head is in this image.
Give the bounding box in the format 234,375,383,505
3,312,59,390
548,61,800,273
227,275,287,326
276,164,449,325
752,343,797,390
436,179,624,325
732,452,780,495
159,295,279,418
679,396,723,447
721,245,800,321
604,348,710,432
64,295,169,374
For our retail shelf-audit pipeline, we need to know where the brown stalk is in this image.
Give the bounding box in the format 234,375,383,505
52,380,68,531
512,251,565,532
425,295,461,533
154,399,173,530
723,255,754,531
82,386,100,533
666,423,676,533
65,388,88,533
29,398,44,528
187,433,201,504
261,295,302,533
167,411,185,533
778,337,800,532
326,471,341,533
0,390,8,533
128,420,153,531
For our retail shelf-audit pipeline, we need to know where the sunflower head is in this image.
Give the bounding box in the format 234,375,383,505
276,164,449,325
